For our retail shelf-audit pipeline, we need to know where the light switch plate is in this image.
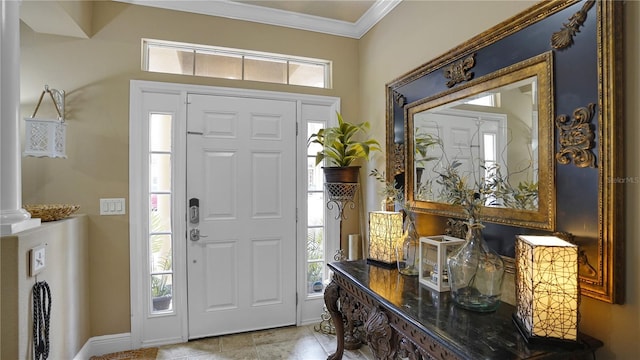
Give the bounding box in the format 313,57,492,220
30,244,46,276
100,198,126,215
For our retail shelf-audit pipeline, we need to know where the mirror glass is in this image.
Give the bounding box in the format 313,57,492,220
413,76,538,211
406,52,555,230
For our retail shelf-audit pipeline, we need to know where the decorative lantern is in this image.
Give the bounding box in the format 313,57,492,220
513,235,579,344
24,86,66,158
419,235,465,292
367,211,403,267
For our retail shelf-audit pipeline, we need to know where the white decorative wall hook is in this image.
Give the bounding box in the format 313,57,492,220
23,85,67,158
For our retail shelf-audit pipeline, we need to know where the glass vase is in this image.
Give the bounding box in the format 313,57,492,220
447,221,504,312
396,212,419,276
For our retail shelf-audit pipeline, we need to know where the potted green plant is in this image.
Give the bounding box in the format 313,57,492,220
308,112,381,184
152,257,172,311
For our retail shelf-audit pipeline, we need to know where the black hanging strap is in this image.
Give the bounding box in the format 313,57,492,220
33,281,51,360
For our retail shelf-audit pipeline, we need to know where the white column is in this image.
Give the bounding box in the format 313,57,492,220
1,0,39,234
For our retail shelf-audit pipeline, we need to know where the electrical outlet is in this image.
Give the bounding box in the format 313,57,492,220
30,245,46,276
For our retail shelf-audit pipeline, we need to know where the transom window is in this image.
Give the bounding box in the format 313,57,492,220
465,93,499,107
143,39,332,89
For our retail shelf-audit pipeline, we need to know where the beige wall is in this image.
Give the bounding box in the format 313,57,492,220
359,1,640,358
1,215,90,359
20,1,360,336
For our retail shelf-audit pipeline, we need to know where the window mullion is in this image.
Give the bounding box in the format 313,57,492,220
242,55,246,80
192,49,196,76
286,60,290,85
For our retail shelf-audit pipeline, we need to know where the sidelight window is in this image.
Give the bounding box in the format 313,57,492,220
307,122,327,294
149,113,174,314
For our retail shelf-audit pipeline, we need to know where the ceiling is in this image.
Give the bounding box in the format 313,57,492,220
19,0,401,41
235,0,377,23
118,0,402,38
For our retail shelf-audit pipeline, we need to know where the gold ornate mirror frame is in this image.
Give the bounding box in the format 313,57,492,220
385,0,624,303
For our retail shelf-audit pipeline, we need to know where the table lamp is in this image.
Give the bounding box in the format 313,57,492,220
513,235,579,344
367,211,403,268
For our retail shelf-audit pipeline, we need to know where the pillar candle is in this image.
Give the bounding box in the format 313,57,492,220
348,234,361,260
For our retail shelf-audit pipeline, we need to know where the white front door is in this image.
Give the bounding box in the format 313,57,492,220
186,94,297,338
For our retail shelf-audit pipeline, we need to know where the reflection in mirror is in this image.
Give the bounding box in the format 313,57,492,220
414,76,539,212
406,52,555,230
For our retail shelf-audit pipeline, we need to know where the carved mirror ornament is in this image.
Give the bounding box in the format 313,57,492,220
556,103,597,168
551,0,596,50
392,143,405,176
444,54,476,88
393,90,407,107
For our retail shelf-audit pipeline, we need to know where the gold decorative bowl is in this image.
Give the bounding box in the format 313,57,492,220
23,204,80,222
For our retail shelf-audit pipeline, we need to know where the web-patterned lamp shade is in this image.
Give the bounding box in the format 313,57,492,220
513,235,579,344
368,211,403,267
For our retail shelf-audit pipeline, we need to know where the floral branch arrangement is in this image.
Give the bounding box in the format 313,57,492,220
417,129,538,213
436,162,506,312
369,168,405,211
435,160,491,224
490,166,538,211
434,159,539,224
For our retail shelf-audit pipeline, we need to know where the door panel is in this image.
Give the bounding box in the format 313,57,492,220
204,241,237,310
252,238,282,304
187,94,297,339
252,152,282,217
204,151,236,218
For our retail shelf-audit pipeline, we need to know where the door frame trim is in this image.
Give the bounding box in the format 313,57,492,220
129,80,340,347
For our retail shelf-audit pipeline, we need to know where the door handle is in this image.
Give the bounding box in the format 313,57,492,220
190,228,208,241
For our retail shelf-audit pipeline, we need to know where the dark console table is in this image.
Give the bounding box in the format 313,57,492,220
325,260,602,360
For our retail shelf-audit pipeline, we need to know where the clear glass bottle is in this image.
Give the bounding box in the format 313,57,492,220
447,220,504,312
396,211,419,276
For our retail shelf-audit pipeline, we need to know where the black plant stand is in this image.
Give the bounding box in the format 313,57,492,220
325,182,359,220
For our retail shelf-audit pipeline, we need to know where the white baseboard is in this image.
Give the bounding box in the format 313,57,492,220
300,317,322,326
73,333,132,360
140,336,185,348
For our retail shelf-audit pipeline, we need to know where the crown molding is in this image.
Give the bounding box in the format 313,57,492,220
116,0,401,39
353,0,401,38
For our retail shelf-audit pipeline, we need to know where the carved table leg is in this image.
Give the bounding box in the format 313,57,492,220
324,280,344,360
344,322,361,350
341,293,362,350
365,307,395,360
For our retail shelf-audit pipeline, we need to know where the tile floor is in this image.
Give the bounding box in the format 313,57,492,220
156,325,373,360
